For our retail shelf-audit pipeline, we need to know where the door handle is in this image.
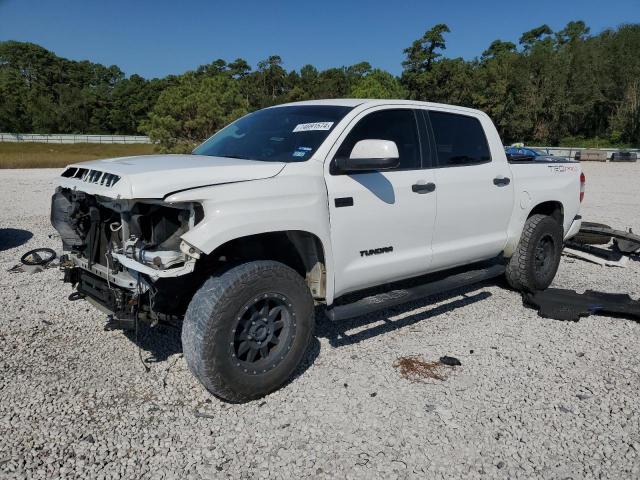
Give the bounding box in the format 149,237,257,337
412,182,436,194
493,176,511,186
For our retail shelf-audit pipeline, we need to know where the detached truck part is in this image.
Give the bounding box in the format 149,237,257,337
51,99,584,402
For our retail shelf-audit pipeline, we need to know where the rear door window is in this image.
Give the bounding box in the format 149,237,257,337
428,111,491,167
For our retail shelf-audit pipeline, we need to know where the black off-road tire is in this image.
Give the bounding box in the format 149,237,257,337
181,261,315,402
505,214,563,292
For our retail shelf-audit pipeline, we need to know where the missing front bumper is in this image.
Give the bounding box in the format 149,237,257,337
65,266,138,320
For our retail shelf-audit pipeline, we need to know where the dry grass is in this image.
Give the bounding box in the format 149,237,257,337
0,142,157,169
393,355,449,382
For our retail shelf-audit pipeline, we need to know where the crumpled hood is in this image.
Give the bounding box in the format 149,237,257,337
56,154,286,199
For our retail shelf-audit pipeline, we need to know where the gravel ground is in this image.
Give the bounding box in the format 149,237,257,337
1,163,639,479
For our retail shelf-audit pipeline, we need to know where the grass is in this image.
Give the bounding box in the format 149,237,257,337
0,142,157,169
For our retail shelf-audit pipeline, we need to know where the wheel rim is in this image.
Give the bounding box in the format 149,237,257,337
534,234,555,277
230,293,296,375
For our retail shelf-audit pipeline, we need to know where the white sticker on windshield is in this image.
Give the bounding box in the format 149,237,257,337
293,122,333,133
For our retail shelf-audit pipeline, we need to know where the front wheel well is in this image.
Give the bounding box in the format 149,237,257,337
205,231,326,299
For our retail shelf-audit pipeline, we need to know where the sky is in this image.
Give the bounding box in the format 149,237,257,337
1,0,638,78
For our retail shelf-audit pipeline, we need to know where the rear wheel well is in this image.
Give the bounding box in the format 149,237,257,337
207,231,326,299
528,201,564,226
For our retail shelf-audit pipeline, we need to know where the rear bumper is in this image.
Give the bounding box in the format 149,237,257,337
564,215,582,240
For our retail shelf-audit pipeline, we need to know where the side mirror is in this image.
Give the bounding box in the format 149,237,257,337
335,139,400,172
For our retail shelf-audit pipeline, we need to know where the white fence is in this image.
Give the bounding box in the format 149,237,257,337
0,133,635,155
527,146,639,160
0,133,152,144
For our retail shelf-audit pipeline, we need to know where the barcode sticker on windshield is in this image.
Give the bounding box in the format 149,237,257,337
293,122,333,133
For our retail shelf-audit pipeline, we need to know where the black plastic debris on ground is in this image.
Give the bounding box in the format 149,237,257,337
616,236,640,254
524,288,640,322
575,224,640,254
21,247,57,266
565,240,625,262
439,356,462,366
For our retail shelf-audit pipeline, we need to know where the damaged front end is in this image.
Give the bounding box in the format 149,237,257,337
51,186,204,327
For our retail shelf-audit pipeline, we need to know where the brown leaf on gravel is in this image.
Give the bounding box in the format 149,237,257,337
393,355,448,382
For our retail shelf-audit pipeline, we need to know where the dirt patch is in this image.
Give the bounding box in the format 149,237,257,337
393,355,449,382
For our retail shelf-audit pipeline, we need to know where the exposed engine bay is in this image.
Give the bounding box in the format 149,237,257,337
51,187,204,326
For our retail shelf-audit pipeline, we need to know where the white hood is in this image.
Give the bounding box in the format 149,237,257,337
56,154,286,199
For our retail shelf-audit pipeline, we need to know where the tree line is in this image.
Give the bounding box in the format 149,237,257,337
1,21,639,150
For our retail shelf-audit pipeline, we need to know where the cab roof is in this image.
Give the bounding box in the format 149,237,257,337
275,98,485,116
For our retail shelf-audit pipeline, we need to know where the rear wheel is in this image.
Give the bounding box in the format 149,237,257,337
505,214,563,292
181,260,314,402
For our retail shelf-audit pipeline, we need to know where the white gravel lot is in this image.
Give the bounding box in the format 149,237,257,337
0,163,639,479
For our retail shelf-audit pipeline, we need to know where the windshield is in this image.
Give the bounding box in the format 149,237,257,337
193,105,353,162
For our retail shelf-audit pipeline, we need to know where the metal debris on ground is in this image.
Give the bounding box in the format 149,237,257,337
523,288,640,322
193,410,217,419
393,355,449,382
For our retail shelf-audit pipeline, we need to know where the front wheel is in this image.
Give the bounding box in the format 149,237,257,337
181,261,315,402
505,214,563,292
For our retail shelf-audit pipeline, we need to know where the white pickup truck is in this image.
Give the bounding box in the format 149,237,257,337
51,99,584,401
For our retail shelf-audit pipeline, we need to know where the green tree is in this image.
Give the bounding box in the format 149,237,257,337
298,64,319,98
2,22,640,148
256,55,287,103
402,23,450,74
141,73,247,151
0,68,30,131
196,59,228,77
350,69,406,99
477,41,526,142
555,20,590,47
109,75,164,134
228,58,251,79
481,40,516,60
519,25,553,51
401,24,451,99
315,67,350,98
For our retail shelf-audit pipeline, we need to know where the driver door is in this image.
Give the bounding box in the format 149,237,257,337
324,107,437,298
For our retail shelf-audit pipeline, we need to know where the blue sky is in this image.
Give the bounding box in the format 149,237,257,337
1,0,638,78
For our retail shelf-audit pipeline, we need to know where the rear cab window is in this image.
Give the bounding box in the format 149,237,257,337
426,111,491,167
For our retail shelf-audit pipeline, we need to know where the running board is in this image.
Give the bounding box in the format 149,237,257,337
325,264,505,322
